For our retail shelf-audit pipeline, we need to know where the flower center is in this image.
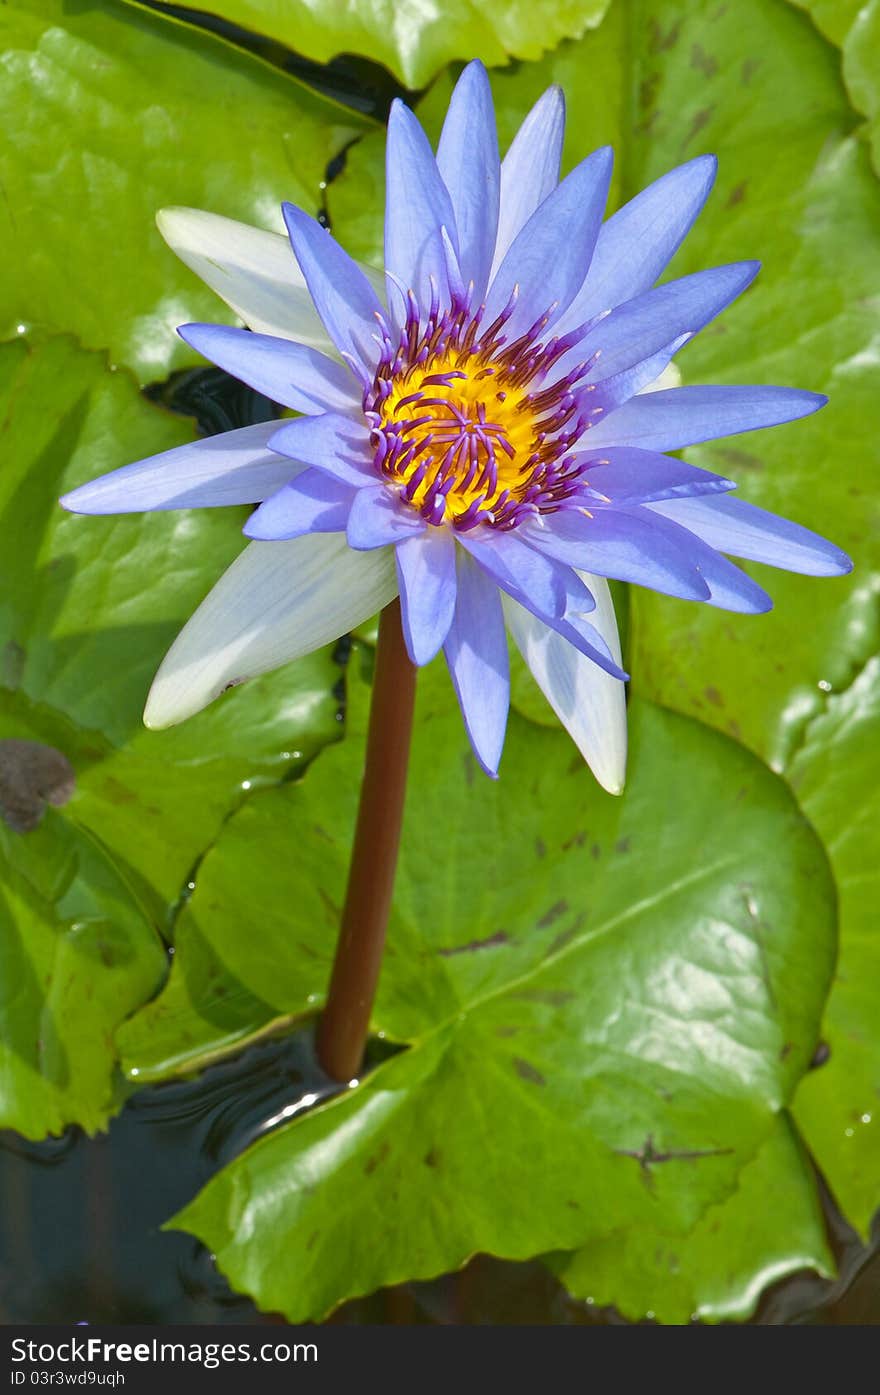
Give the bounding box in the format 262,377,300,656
364,291,601,530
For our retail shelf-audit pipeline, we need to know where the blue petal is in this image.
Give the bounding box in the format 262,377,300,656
457,528,567,617
561,568,596,615
395,528,458,664
650,494,853,577
585,385,828,450
627,508,773,612
436,60,500,301
483,146,613,341
589,336,691,419
493,86,565,274
553,261,759,387
177,325,361,414
523,509,711,601
444,549,509,778
268,413,375,487
580,446,734,504
346,487,425,550
244,469,354,540
60,421,294,514
559,154,718,327
282,204,385,374
385,100,459,319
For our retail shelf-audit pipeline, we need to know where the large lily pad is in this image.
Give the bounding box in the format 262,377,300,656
0,0,366,383
134,0,611,89
153,653,835,1321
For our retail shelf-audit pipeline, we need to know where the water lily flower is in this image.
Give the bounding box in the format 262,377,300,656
61,61,851,792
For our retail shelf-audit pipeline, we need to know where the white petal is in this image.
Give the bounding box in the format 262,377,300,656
144,534,398,728
503,576,627,794
157,207,337,351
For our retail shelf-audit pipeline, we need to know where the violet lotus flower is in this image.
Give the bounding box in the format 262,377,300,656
61,61,850,791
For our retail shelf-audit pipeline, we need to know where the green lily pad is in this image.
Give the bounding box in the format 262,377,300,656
790,658,880,1236
553,1112,833,1323
0,0,367,383
134,0,611,90
787,0,880,180
0,810,166,1137
842,0,880,177
153,653,835,1321
787,0,865,46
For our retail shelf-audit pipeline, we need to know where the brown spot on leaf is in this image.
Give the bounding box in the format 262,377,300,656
690,43,718,76
513,1058,546,1087
725,180,748,209
704,686,724,708
424,1147,441,1168
364,1141,390,1174
437,929,511,958
649,17,681,50
810,1040,831,1070
537,899,569,930
535,837,547,859
548,926,578,956
0,740,76,832
682,107,713,150
562,830,586,851
615,836,631,855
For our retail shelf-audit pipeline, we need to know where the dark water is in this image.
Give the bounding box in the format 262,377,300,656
2,1028,878,1326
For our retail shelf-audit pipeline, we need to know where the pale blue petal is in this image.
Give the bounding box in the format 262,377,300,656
492,86,565,275
60,422,294,514
483,146,613,340
580,446,734,504
144,536,398,728
177,325,361,415
436,60,500,301
283,203,385,374
650,494,853,577
523,510,711,601
585,385,827,450
395,528,458,664
346,487,425,550
560,154,718,326
502,577,627,794
444,549,509,778
244,469,354,540
268,413,375,487
385,100,458,318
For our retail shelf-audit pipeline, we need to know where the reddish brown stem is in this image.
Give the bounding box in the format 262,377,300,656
316,599,416,1082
